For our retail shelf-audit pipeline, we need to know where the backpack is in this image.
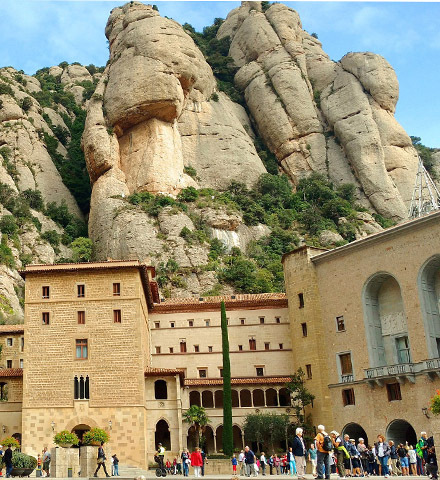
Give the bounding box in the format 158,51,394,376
416,442,424,459
322,435,333,452
367,451,376,462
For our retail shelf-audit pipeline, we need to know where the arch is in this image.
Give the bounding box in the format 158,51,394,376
12,433,22,446
65,416,98,433
187,426,197,452
216,425,223,452
253,389,265,407
71,424,91,444
154,380,168,400
240,389,252,407
419,255,440,358
214,390,223,409
189,391,201,407
232,389,239,408
386,419,417,445
202,390,214,408
232,425,243,450
342,423,369,446
155,419,171,451
363,272,409,367
202,425,215,454
279,388,290,407
266,388,278,407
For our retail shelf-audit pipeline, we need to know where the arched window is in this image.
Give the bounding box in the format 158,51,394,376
231,389,239,408
279,388,290,407
240,389,252,407
253,389,265,407
155,420,171,451
155,380,168,399
363,273,409,367
189,391,201,406
74,376,90,400
214,390,223,409
202,390,214,408
0,382,8,401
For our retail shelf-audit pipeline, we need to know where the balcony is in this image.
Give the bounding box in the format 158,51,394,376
365,359,440,386
341,374,354,383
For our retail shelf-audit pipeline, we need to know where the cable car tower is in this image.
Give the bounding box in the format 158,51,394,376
408,157,440,219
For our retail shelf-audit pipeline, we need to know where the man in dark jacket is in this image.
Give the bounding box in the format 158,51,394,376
426,447,438,480
4,446,13,478
292,428,307,480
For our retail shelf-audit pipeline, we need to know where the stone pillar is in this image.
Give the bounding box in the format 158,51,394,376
276,388,280,406
264,389,267,407
51,447,80,478
80,446,98,478
241,432,245,449
213,433,217,453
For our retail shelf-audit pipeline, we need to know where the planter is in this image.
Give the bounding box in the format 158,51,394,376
11,467,25,477
58,443,73,448
90,441,101,446
23,468,35,477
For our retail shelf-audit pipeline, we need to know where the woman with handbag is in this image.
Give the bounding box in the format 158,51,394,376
94,442,110,478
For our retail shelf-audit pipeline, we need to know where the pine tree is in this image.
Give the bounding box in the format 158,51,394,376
221,301,233,456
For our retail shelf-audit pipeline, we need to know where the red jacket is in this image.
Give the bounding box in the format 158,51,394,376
190,451,203,467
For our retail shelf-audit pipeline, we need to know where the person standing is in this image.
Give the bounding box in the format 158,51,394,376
260,452,267,476
112,454,119,477
232,454,238,475
292,428,307,479
94,442,110,478
244,446,256,478
157,443,166,471
42,448,51,478
4,445,12,479
308,444,318,478
239,450,245,476
389,441,401,476
330,431,346,479
181,449,190,477
190,447,203,478
408,446,417,476
397,444,409,476
426,446,438,480
315,425,331,480
267,455,274,475
357,438,368,477
200,449,207,476
273,455,281,475
375,435,391,479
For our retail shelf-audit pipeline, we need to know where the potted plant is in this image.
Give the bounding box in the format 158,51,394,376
430,389,440,415
82,427,109,446
11,451,36,477
1,436,20,449
54,430,79,448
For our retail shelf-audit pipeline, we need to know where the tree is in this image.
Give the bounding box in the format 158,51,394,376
221,301,233,456
71,237,93,262
285,368,315,424
21,96,33,112
242,413,291,452
183,405,210,447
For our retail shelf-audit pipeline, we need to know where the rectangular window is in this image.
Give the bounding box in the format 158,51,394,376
74,375,90,400
169,347,174,353
180,341,187,353
387,383,402,401
249,338,256,351
20,337,24,352
265,342,270,350
396,336,411,364
42,312,50,325
219,368,223,377
436,338,440,358
306,364,312,379
279,343,284,350
170,322,175,328
76,339,88,359
256,367,264,377
342,388,355,406
240,318,245,325
77,284,85,298
339,353,353,375
113,309,121,323
19,359,24,369
194,345,200,353
298,293,304,308
259,317,265,324
155,322,160,329
238,345,243,351
275,317,281,324
113,283,121,296
155,346,161,354
336,316,345,332
198,369,207,378
6,338,12,347
301,323,308,337
77,311,85,325
42,286,50,299
6,360,12,368
205,320,210,327
208,346,213,352
188,320,194,327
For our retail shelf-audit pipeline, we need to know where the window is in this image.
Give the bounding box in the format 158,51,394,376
279,343,284,350
336,316,345,332
275,317,281,324
6,360,12,369
298,293,304,308
20,337,24,352
180,341,187,353
19,359,23,369
306,364,312,379
256,367,264,377
301,323,308,337
194,345,200,353
188,320,194,327
6,338,12,347
170,322,175,328
265,343,270,350
259,317,265,324
42,286,50,299
77,284,85,297
339,353,353,375
342,388,355,406
249,338,256,351
205,320,210,327
154,379,167,399
113,283,121,296
155,322,160,329
169,347,174,353
238,345,243,351
155,346,161,354
208,346,213,352
436,338,440,358
219,368,223,377
74,375,90,400
0,382,7,401
396,336,411,364
77,311,85,324
76,339,88,359
113,309,121,323
240,318,245,325
386,383,402,401
42,312,50,325
198,369,207,378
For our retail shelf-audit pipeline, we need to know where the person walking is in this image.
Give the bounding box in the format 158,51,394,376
239,450,245,476
308,444,318,478
94,442,110,478
260,452,267,476
330,431,346,479
244,446,256,478
42,448,51,478
4,445,12,479
375,435,391,479
292,428,307,479
112,454,119,476
232,454,238,475
316,425,331,480
190,447,203,478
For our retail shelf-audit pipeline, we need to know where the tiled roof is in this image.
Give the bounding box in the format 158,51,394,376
0,325,24,334
152,293,288,313
145,367,185,381
184,376,291,387
0,368,23,377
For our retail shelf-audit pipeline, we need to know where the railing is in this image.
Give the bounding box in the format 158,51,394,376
365,363,414,379
341,374,354,383
423,358,440,370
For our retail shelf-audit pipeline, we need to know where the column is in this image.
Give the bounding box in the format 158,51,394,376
213,433,217,453
264,388,267,407
276,388,280,406
241,432,245,449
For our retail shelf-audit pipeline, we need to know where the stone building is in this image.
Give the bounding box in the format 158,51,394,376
282,210,440,446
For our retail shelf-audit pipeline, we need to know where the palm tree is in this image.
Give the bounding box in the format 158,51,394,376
183,405,211,447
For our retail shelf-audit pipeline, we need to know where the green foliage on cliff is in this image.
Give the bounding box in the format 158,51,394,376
411,136,439,178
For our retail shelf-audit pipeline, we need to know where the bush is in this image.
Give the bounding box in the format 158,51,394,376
177,186,199,203
0,215,18,237
53,430,79,446
41,230,61,247
71,237,93,262
21,96,33,112
1,436,20,448
0,83,14,96
22,189,44,211
82,428,109,445
184,165,197,179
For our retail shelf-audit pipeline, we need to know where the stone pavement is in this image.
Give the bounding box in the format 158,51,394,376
32,476,428,480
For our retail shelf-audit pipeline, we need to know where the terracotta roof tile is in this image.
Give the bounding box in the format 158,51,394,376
0,368,23,377
184,376,291,386
0,325,24,334
145,367,185,381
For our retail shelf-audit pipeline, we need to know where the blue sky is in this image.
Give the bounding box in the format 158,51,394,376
0,1,438,147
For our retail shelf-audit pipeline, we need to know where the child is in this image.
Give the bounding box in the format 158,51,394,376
112,454,119,476
232,454,238,474
166,459,172,474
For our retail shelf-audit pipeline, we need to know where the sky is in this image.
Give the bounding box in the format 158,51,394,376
0,1,438,147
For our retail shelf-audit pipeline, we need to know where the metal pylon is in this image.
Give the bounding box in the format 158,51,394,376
408,157,440,219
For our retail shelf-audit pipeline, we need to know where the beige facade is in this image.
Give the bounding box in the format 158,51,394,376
283,211,440,445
